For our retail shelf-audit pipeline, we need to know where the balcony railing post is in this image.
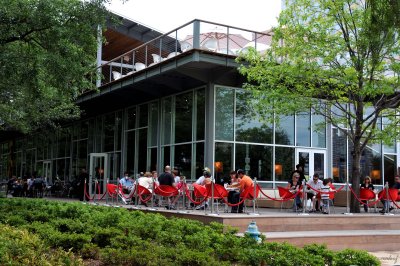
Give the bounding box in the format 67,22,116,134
193,20,200,49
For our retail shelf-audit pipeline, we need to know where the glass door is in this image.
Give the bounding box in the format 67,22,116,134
296,149,326,181
89,153,109,196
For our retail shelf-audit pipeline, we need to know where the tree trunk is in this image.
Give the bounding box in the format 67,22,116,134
350,145,361,213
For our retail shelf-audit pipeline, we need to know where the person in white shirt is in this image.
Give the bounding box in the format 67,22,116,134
138,172,154,193
306,173,323,212
195,167,210,185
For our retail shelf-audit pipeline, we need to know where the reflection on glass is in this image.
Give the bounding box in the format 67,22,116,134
115,112,122,151
162,98,172,145
195,142,205,180
196,89,205,141
332,128,347,183
150,102,158,147
298,152,310,178
384,154,397,186
275,115,294,145
357,143,382,185
174,144,191,178
104,113,115,152
162,146,170,168
215,142,233,183
296,112,310,147
314,153,324,179
235,90,272,144
150,148,157,172
275,147,295,181
126,131,135,175
127,107,136,129
235,144,272,181
175,92,193,143
139,104,148,128
312,113,326,148
215,87,234,141
138,129,147,173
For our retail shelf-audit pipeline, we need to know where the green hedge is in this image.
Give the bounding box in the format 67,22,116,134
0,224,83,265
0,198,380,266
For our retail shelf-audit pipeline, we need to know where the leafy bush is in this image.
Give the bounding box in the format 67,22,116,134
0,224,83,265
0,198,381,266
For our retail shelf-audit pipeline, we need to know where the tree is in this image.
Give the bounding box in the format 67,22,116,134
238,0,400,212
0,0,114,133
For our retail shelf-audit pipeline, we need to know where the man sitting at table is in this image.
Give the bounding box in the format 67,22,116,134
227,169,253,213
120,171,134,194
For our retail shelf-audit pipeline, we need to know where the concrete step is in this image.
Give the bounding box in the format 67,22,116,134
264,230,400,251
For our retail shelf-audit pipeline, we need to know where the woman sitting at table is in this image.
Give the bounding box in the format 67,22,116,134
360,176,374,212
286,172,302,211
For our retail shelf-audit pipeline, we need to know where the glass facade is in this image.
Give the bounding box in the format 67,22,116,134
0,84,397,190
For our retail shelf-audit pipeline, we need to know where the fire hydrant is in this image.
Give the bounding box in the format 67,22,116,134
245,220,261,243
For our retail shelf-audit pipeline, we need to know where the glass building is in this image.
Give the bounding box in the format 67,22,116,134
0,16,398,193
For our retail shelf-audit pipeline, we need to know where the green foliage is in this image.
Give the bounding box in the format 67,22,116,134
0,198,381,265
334,248,381,266
0,224,83,265
238,0,400,212
0,0,114,133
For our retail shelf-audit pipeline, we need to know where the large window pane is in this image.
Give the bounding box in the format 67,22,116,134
174,144,191,178
384,154,397,186
215,87,234,141
195,142,204,180
236,90,272,144
275,115,294,145
332,128,347,183
127,107,136,129
139,104,148,128
235,144,272,181
115,112,122,151
104,113,115,152
215,142,233,184
162,146,170,168
312,113,326,148
296,112,310,147
162,98,172,145
150,148,157,172
275,146,295,181
150,102,158,147
358,144,382,185
126,131,135,175
175,92,193,143
138,128,147,173
196,89,205,141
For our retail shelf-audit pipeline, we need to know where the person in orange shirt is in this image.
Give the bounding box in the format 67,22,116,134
228,169,253,213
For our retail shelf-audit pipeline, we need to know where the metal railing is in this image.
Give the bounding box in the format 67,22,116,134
98,19,272,87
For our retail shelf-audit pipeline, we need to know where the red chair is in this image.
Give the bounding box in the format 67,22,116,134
277,186,299,211
154,185,179,209
359,188,376,212
240,185,260,213
205,183,228,213
106,184,118,204
136,185,152,206
378,188,399,212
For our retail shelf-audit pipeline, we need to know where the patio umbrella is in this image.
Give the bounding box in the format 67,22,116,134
182,29,250,52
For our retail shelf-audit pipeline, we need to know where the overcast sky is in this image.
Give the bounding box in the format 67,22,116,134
107,0,282,33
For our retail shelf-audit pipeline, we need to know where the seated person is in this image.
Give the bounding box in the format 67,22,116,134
380,175,400,213
320,178,335,214
360,176,374,212
228,169,253,213
138,172,154,193
306,173,323,212
287,172,302,211
195,171,212,210
119,171,134,194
